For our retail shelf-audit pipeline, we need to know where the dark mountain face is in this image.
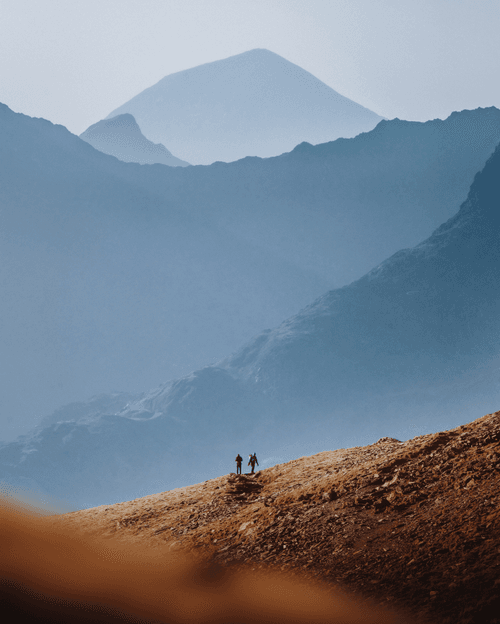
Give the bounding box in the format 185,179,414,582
80,114,190,167
106,48,383,164
227,143,500,407
136,107,500,287
0,103,329,440
2,138,500,509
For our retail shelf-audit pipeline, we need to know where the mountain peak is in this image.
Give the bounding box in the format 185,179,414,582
210,47,279,60
435,141,500,232
105,50,383,164
87,113,137,130
80,114,190,167
239,47,277,55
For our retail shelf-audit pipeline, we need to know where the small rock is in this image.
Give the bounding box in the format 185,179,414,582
239,521,253,532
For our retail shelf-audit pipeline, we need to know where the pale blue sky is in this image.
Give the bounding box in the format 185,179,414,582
1,0,500,135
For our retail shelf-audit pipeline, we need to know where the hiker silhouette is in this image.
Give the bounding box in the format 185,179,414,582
235,454,243,474
248,453,259,474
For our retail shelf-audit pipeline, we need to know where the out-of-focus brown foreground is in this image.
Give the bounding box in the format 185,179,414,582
1,499,408,624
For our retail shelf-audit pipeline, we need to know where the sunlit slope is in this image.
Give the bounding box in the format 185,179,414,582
98,410,500,624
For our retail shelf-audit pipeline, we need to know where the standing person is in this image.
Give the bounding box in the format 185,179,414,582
235,454,243,475
248,453,259,474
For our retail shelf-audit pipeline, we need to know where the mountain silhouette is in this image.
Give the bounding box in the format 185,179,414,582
223,140,500,416
1,102,500,444
169,107,500,285
0,103,328,441
2,138,500,508
80,114,190,167
106,49,383,164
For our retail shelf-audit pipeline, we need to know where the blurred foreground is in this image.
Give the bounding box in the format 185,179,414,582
1,496,413,624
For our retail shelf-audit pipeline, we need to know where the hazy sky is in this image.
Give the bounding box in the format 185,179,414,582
1,0,500,135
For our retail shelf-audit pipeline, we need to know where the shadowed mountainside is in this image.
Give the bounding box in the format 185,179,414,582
9,410,499,624
2,103,500,440
106,48,383,164
80,114,190,167
0,102,328,439
2,135,500,508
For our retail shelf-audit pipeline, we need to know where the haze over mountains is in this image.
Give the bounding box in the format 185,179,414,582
106,49,383,164
2,103,500,444
80,114,190,167
2,138,500,508
171,107,500,284
1,102,500,446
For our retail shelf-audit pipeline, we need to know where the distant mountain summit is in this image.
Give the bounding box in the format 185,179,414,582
80,114,189,167
106,49,383,164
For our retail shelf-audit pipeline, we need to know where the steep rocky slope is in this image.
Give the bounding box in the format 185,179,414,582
54,411,500,624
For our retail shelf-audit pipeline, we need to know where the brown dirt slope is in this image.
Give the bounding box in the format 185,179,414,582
52,411,500,623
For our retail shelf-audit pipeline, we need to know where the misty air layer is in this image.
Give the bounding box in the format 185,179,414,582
1,49,500,624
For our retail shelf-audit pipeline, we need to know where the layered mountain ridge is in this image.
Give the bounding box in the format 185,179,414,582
3,103,500,441
2,133,500,508
106,48,383,164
